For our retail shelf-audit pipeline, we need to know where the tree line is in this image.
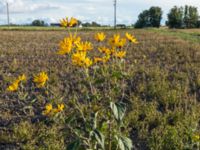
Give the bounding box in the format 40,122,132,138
29,5,199,29
135,5,200,28
30,20,105,28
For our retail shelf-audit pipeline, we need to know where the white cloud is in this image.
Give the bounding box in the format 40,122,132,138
0,0,61,14
0,0,200,25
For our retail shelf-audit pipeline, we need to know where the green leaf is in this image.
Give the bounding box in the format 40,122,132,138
110,102,126,124
92,129,105,150
112,71,123,79
65,113,76,124
67,139,80,150
95,78,105,85
93,111,99,129
115,135,133,150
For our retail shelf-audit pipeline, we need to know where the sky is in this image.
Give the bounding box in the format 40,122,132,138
0,0,199,25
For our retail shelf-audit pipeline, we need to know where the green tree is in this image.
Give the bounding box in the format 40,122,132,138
135,7,162,28
183,5,190,28
31,20,46,26
82,21,101,27
167,6,184,28
149,7,163,27
167,5,199,28
135,10,150,28
183,5,199,28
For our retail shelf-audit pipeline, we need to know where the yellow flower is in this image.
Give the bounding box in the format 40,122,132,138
72,52,93,68
98,47,111,55
94,55,110,64
52,103,65,113
109,34,120,47
117,38,126,48
7,74,26,92
42,103,64,115
125,32,138,44
72,52,86,66
17,74,26,82
69,17,78,27
103,55,110,62
76,41,93,52
60,18,68,27
42,103,53,116
7,81,19,92
33,72,48,88
69,34,81,44
94,32,106,42
109,34,126,48
94,57,104,63
57,104,65,112
110,48,116,55
60,17,78,27
57,37,73,55
114,51,126,58
84,57,93,67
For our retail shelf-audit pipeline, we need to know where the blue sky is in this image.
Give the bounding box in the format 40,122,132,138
0,0,199,25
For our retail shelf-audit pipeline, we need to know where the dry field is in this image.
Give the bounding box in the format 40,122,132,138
1,29,200,149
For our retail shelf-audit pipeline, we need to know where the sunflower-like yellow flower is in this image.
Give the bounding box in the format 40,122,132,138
33,72,48,88
56,104,65,112
60,17,78,27
76,41,93,52
94,57,104,63
103,55,110,62
94,32,106,42
110,48,117,55
69,34,81,44
60,18,68,27
109,34,120,47
43,103,64,116
57,37,73,55
17,74,26,82
98,47,111,55
7,81,19,92
125,33,138,44
117,38,126,48
94,55,110,64
7,74,26,92
72,52,93,68
114,51,126,58
42,103,53,116
84,57,93,67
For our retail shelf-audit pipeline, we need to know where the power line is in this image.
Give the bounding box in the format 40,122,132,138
6,2,10,26
114,0,116,29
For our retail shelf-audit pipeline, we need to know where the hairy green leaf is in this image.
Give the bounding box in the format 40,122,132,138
115,135,133,150
110,102,126,124
93,129,105,150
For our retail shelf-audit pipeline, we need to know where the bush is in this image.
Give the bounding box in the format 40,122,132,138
31,19,46,26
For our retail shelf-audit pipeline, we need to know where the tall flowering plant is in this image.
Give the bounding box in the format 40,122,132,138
57,17,138,150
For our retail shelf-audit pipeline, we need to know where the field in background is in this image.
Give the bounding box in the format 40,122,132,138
0,26,117,31
1,26,200,43
1,29,200,149
148,28,200,43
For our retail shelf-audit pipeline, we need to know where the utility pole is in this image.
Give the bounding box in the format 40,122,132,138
6,2,10,26
114,0,116,29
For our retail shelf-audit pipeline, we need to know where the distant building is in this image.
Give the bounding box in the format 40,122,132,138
116,24,126,29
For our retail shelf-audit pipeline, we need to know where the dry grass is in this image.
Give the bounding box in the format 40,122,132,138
1,29,200,149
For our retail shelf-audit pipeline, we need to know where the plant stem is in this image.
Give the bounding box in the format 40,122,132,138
109,106,112,150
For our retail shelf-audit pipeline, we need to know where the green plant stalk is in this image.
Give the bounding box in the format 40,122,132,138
109,106,112,150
